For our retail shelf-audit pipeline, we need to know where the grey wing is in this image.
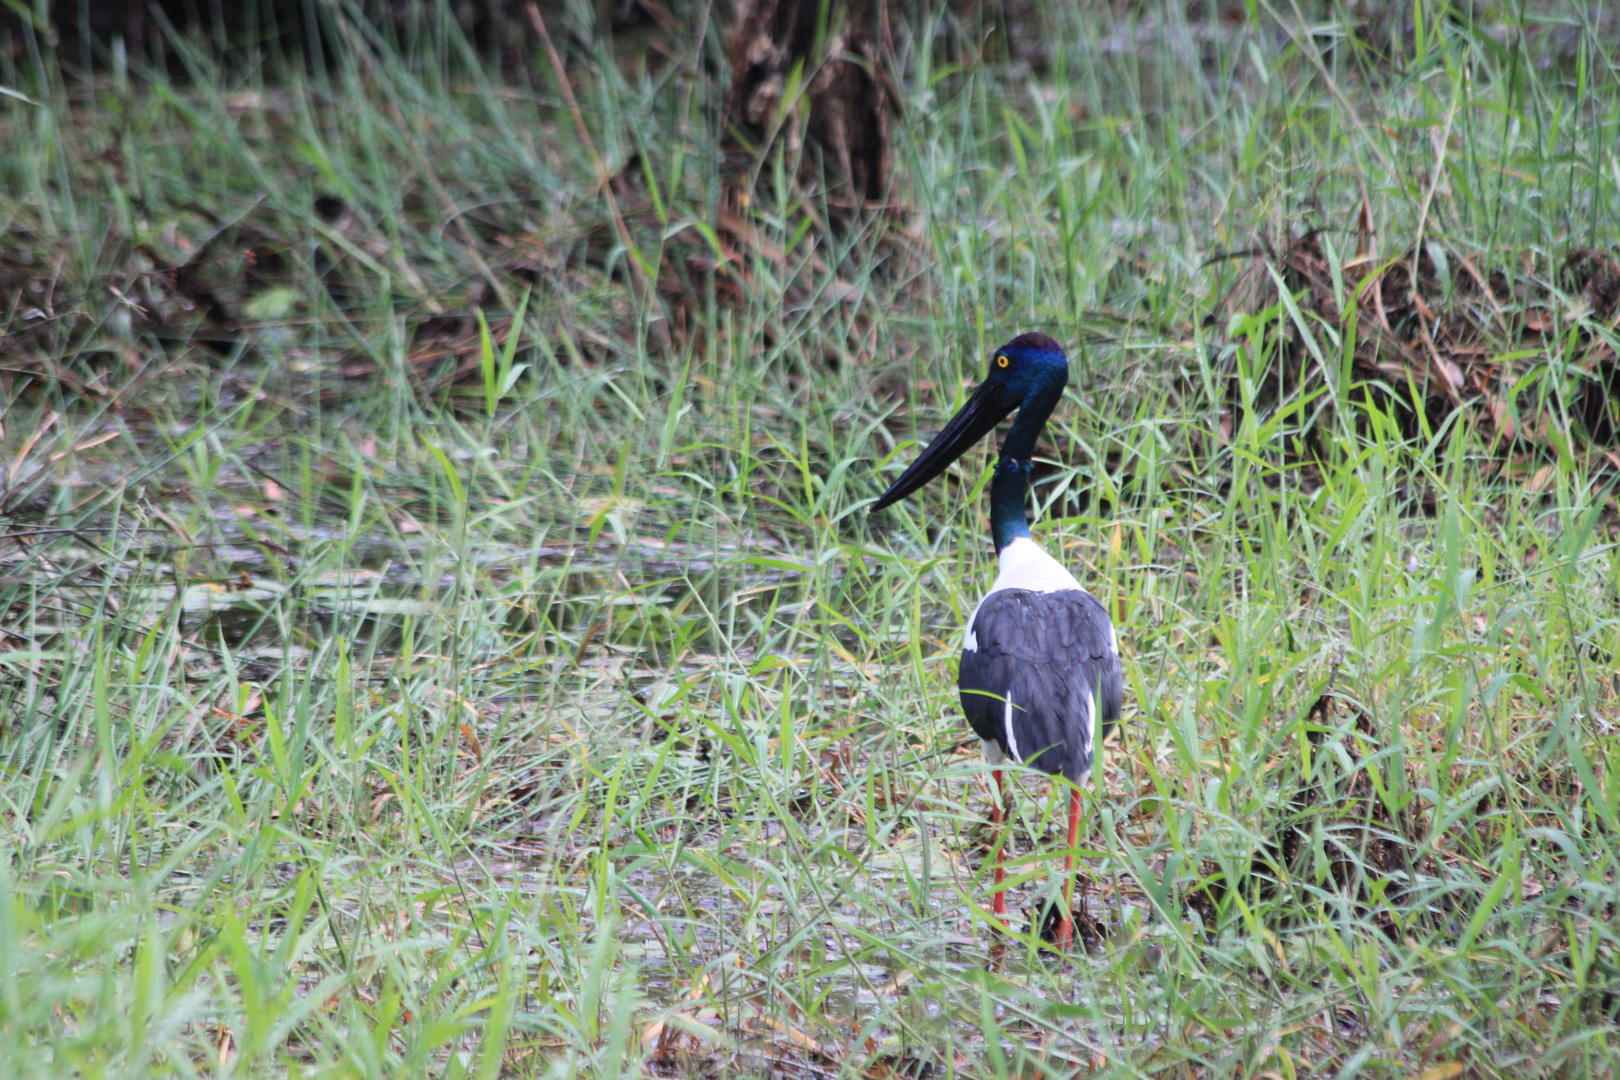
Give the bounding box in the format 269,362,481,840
959,589,1123,782
1050,589,1123,737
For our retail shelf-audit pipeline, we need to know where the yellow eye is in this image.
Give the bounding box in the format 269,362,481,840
996,354,1009,368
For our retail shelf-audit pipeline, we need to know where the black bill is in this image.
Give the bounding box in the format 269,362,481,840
872,379,1012,510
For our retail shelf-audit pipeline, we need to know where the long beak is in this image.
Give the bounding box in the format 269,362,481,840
872,380,1012,511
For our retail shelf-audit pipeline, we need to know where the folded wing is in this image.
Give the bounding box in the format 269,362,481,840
958,588,1122,783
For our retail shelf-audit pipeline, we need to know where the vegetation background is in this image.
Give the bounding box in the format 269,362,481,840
1,0,1618,1076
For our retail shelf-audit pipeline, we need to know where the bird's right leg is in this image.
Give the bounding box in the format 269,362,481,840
990,769,1009,926
1056,785,1081,951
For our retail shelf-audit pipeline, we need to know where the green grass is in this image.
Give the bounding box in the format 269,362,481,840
2,2,1619,1077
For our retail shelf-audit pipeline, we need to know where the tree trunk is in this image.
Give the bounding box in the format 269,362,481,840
725,0,896,207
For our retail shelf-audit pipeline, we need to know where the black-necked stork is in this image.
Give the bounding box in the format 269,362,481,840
872,333,1123,950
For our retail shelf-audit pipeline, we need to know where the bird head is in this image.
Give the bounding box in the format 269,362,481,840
872,333,1069,511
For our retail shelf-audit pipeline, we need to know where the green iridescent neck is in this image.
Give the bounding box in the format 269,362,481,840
990,459,1032,552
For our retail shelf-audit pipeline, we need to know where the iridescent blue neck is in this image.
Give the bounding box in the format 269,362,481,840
1000,391,1054,462
988,381,1062,552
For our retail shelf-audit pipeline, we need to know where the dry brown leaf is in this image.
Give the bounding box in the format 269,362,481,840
1420,1064,1465,1080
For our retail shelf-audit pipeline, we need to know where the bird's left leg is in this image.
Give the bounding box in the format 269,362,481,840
1056,785,1081,951
990,769,1009,927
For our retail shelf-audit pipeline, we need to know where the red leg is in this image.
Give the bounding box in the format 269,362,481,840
990,769,1009,926
1057,786,1081,950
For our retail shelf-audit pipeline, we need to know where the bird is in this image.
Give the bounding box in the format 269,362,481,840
871,332,1123,950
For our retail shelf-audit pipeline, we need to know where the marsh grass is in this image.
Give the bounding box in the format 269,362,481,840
1,1,1619,1076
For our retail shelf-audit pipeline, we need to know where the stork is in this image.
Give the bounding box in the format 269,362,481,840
872,333,1123,950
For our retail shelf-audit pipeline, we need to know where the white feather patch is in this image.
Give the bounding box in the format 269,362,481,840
963,536,1086,652
1002,691,1021,762
989,536,1083,594
1075,688,1096,787
1083,688,1095,758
